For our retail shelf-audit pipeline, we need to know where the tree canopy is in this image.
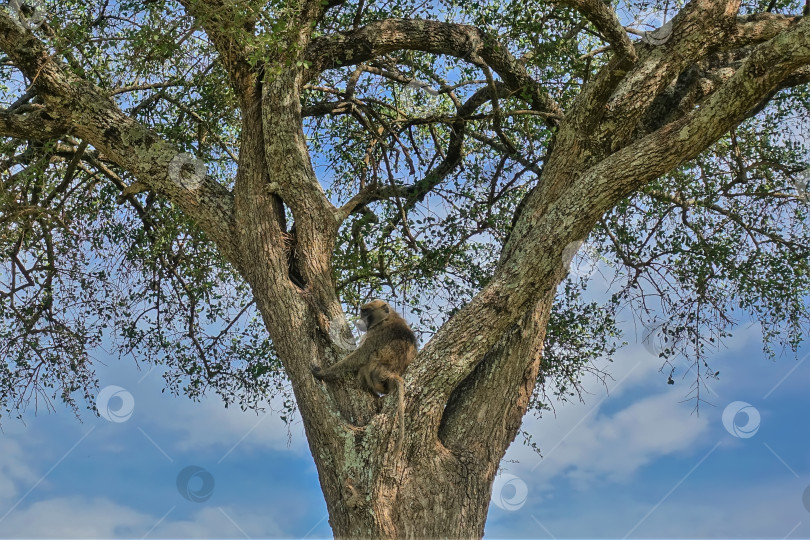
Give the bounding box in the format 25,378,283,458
2,0,808,421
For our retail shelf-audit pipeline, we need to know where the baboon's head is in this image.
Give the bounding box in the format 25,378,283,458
357,299,390,332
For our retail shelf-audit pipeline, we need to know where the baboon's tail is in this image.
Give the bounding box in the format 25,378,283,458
394,376,405,455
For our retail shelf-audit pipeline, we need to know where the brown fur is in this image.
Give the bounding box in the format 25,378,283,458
312,300,416,453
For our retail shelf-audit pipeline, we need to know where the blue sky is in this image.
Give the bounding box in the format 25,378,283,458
1,285,809,538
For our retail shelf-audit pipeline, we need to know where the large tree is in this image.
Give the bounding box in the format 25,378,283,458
2,0,809,535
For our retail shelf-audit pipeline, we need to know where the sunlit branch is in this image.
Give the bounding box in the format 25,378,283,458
305,18,563,122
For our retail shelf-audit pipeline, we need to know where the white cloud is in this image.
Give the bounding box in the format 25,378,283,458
501,345,712,493
0,497,149,538
522,479,810,538
489,330,809,538
0,439,38,504
524,388,710,491
150,395,310,456
504,318,783,484
0,496,290,538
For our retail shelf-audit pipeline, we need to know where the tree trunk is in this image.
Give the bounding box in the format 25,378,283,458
228,51,560,532
289,292,556,537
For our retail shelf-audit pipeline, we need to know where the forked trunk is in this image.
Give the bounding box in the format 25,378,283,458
291,294,556,538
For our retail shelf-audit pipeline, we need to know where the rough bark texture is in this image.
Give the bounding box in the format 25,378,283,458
2,0,810,536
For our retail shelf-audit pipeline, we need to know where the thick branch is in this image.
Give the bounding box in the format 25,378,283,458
581,13,810,211
438,293,553,459
0,12,240,265
409,10,810,446
729,12,801,47
527,0,744,227
600,0,742,146
305,18,563,120
0,105,67,140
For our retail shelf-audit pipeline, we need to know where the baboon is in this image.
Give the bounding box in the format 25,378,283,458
312,299,416,453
